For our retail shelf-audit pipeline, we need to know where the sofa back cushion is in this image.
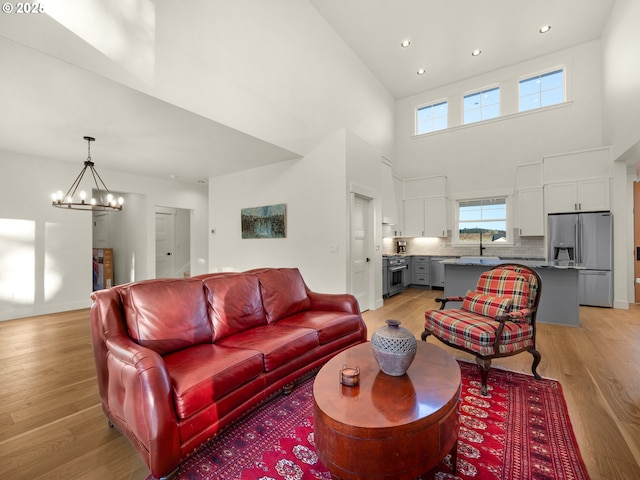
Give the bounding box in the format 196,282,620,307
255,268,311,324
120,278,211,355
203,273,267,342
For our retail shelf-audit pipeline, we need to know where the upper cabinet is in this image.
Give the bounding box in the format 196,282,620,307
381,159,398,225
515,163,544,236
393,176,404,236
403,198,447,237
543,147,611,214
402,176,448,237
424,197,448,237
545,179,610,213
517,187,544,235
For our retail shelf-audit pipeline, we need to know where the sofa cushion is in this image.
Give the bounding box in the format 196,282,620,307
462,291,512,319
217,325,318,371
203,273,267,342
277,311,363,344
119,278,211,355
163,343,265,420
425,308,535,356
255,268,311,324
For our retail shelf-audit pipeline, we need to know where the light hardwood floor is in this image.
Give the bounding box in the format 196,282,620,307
1,289,639,479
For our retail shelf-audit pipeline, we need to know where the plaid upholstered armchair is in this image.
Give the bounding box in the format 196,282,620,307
422,264,542,395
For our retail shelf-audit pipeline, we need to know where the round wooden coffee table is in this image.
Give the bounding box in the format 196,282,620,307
313,341,461,480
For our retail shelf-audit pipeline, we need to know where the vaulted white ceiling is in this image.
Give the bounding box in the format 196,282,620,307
0,1,617,184
309,0,615,99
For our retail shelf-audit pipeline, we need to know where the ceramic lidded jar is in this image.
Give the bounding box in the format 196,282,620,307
370,319,417,376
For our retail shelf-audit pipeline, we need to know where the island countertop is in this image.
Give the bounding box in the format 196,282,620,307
439,257,585,270
441,260,580,326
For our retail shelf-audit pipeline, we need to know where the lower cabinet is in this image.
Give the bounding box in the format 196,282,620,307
411,256,430,287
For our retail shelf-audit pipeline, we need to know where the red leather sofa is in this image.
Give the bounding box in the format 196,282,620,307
89,267,367,479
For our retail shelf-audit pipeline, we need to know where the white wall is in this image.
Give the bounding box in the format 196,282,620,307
208,129,386,306
602,0,640,159
345,131,385,309
0,151,209,321
393,37,638,308
153,0,395,158
1,154,92,320
395,41,604,193
601,0,640,306
1,1,395,160
92,192,147,285
208,132,348,293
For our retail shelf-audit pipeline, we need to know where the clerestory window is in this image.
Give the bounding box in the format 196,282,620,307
463,87,500,124
416,101,448,134
519,69,565,112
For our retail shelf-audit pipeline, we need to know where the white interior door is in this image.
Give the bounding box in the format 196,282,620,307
351,194,371,311
156,208,176,278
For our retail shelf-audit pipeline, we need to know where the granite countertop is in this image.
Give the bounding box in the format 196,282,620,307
440,258,585,270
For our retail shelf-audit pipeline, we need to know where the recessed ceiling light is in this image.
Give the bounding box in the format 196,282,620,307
401,39,411,48
539,25,551,33
471,49,482,57
417,68,426,75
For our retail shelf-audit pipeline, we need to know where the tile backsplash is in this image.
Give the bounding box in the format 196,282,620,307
383,229,545,259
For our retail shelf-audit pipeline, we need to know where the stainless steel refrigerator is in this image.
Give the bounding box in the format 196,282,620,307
547,212,613,307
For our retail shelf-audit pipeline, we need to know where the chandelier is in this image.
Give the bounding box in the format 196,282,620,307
51,136,123,211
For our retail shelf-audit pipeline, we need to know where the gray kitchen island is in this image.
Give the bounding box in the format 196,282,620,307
441,258,583,327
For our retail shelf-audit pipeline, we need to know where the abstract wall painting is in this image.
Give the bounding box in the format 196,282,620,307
241,203,287,239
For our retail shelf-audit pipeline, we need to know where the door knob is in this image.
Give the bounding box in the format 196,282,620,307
366,257,371,262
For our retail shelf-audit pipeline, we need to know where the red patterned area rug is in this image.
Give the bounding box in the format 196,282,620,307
151,361,590,480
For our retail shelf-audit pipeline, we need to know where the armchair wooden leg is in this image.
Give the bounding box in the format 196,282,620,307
475,357,492,396
421,329,431,341
530,348,542,379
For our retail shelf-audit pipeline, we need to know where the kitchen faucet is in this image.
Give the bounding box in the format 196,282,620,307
479,231,486,256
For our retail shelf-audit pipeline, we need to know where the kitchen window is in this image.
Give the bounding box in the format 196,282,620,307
416,101,448,134
463,87,500,124
455,197,511,245
519,68,565,112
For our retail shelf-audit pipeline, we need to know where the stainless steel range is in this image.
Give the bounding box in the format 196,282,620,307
384,255,409,297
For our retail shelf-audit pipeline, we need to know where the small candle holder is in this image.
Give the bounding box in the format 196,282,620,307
340,364,360,387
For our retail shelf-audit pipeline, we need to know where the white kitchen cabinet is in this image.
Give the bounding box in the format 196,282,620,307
545,178,609,214
424,197,448,237
403,197,448,237
393,176,404,236
403,199,424,237
381,161,398,225
517,187,544,236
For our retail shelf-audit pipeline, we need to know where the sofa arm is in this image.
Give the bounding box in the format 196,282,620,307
307,291,361,315
104,335,180,479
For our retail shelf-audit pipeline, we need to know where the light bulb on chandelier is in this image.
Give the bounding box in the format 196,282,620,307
51,136,123,211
